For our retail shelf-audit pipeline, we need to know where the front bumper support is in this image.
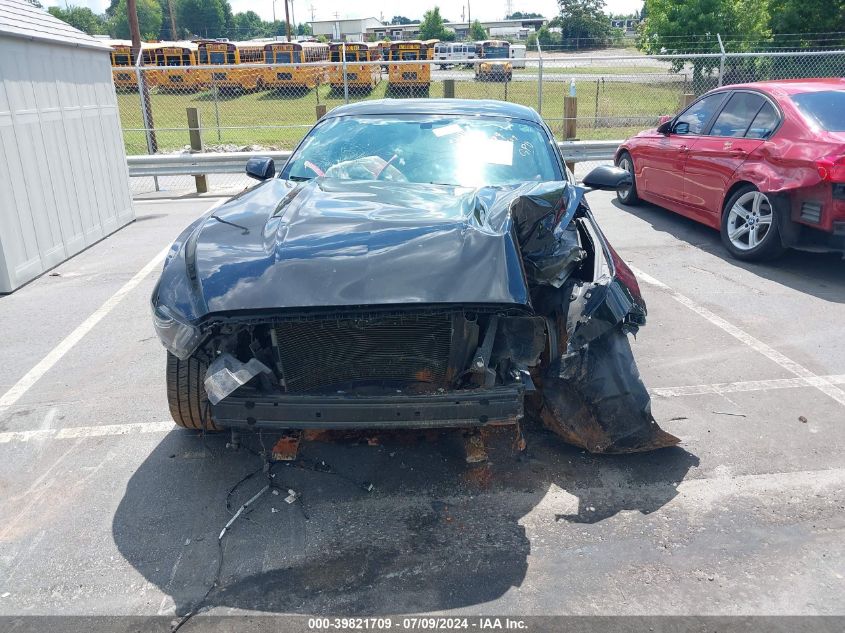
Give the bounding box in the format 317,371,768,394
211,385,525,430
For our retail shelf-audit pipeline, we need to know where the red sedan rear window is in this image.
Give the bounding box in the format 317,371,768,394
791,90,845,132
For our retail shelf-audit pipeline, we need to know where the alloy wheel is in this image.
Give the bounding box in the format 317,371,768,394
617,156,633,200
726,190,774,251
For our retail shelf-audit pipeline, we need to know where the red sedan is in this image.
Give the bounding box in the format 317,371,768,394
615,79,845,260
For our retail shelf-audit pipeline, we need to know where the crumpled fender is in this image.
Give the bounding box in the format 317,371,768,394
515,191,679,454
532,328,679,454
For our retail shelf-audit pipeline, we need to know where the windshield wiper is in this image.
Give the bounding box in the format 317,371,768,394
211,214,249,234
288,175,312,182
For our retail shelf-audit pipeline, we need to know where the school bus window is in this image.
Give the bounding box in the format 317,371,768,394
113,53,131,66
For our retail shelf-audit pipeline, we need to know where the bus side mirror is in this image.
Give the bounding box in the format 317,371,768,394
245,157,275,180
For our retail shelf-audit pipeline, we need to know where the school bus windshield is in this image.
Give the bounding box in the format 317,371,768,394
266,49,302,63
484,46,509,59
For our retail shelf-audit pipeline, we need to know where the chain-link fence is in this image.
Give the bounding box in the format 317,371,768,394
118,48,845,194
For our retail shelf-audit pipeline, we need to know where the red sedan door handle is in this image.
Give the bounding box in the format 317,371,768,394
729,148,748,157
679,145,690,154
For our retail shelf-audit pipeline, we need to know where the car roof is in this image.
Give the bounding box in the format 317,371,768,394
323,99,545,124
716,77,845,96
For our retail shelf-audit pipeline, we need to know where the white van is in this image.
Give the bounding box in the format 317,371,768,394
434,43,477,68
509,44,526,68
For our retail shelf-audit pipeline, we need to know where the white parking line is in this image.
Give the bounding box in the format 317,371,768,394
652,374,845,398
0,199,226,420
0,421,176,444
630,265,845,408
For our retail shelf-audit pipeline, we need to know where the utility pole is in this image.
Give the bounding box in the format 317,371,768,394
127,0,141,51
284,0,291,41
272,0,276,25
467,1,471,29
309,3,315,21
167,0,177,39
290,0,296,38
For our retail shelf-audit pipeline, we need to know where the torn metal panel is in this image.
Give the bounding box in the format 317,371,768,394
533,328,679,454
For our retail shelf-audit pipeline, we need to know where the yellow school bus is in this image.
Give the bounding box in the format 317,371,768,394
196,41,265,91
475,40,512,81
262,41,329,91
108,40,155,90
387,40,436,95
147,42,199,91
328,42,382,92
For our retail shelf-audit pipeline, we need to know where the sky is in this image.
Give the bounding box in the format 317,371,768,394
45,0,644,24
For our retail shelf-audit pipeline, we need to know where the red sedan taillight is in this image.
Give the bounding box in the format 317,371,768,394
816,155,845,182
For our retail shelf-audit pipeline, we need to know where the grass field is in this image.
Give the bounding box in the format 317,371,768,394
118,75,688,155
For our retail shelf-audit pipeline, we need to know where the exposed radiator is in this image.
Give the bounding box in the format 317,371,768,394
274,313,455,393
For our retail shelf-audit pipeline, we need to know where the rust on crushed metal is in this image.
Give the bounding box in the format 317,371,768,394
271,433,301,461
462,430,489,464
512,422,527,452
414,368,435,382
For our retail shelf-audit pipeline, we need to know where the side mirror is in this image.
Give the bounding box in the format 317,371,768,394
657,120,673,135
674,121,690,135
582,165,632,191
245,156,275,181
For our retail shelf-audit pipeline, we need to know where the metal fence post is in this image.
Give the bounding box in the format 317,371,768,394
717,33,726,87
536,41,543,115
342,41,349,104
563,95,577,172
134,56,158,190
186,107,208,194
444,79,455,98
211,75,222,143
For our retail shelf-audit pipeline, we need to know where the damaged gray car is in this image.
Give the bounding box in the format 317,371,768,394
150,99,678,454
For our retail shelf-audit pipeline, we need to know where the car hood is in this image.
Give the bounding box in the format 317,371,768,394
157,178,564,319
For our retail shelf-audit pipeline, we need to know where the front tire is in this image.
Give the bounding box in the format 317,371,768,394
166,352,222,431
615,151,640,205
720,185,787,261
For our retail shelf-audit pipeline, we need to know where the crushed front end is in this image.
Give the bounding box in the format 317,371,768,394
152,177,678,453
196,307,546,430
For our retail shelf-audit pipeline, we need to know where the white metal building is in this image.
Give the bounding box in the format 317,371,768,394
0,0,133,293
308,17,383,42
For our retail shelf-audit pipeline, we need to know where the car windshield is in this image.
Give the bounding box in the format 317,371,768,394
791,90,845,132
283,114,560,188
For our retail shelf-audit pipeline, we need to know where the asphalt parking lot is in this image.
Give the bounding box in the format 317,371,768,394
1,189,843,621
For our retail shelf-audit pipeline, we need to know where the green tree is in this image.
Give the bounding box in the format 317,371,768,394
554,0,611,46
232,10,265,38
469,19,487,40
419,7,454,40
391,15,413,25
639,0,770,90
109,0,162,39
175,0,228,38
507,11,543,19
48,5,107,35
297,22,312,36
768,0,845,44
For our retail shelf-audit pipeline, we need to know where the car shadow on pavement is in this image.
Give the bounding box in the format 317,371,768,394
611,199,845,304
113,425,698,616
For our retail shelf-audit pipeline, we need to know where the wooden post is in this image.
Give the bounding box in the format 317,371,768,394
681,93,695,109
444,79,455,98
316,104,327,119
563,96,577,173
186,108,207,194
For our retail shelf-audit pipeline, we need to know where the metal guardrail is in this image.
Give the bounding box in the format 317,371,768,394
126,141,621,179
126,151,293,178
